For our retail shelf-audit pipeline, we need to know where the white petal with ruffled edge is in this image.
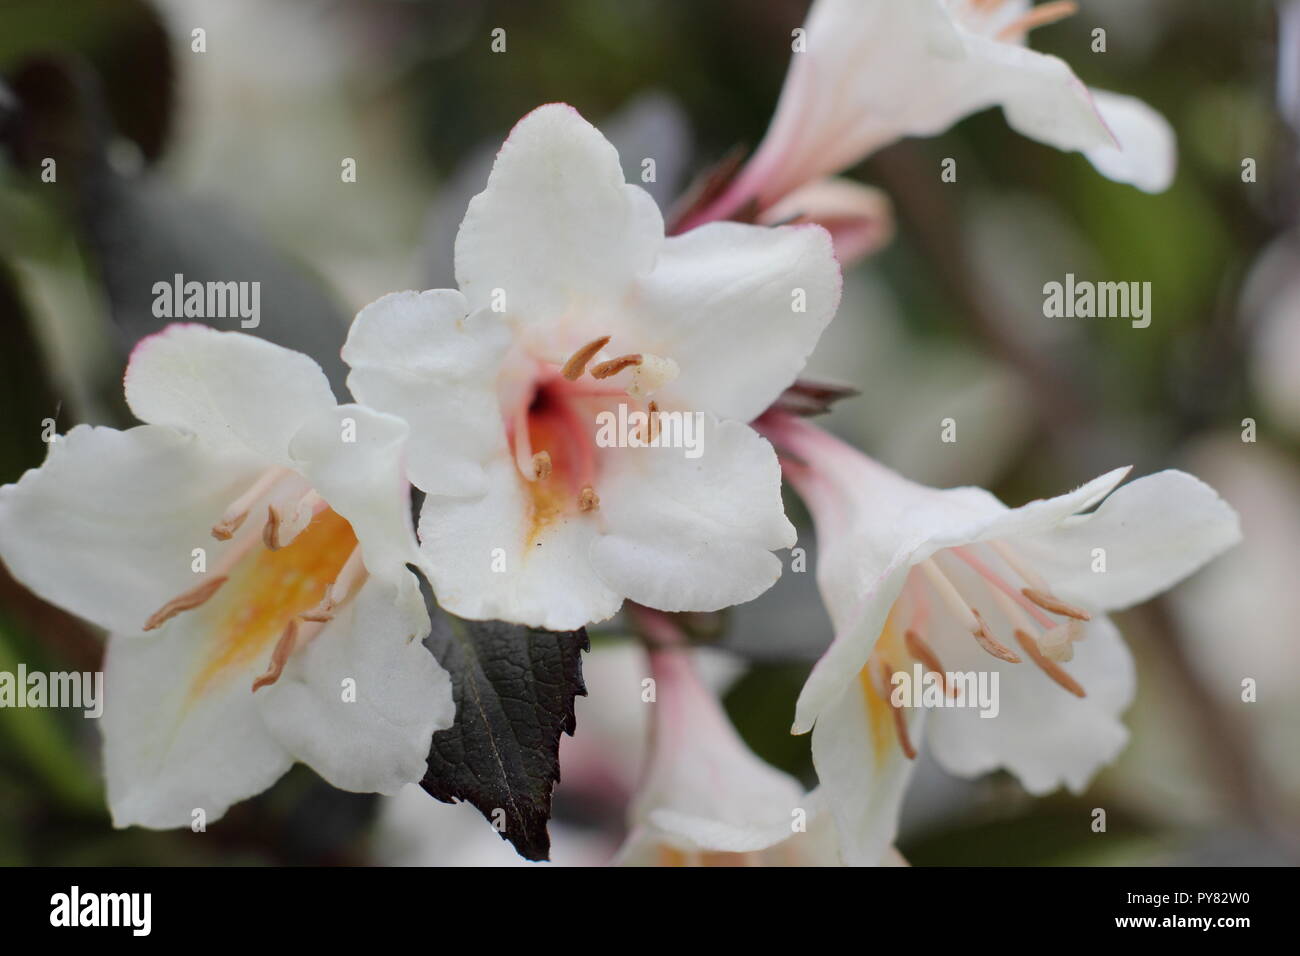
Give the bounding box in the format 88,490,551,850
342,291,512,497
125,324,337,466
925,615,1135,794
454,104,664,328
627,223,841,423
257,574,452,795
1010,470,1242,613
0,424,265,636
590,417,796,613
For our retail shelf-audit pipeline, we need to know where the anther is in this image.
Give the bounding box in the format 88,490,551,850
211,511,247,541
590,354,642,379
252,619,299,692
1022,588,1091,622
971,608,1022,663
1014,629,1086,697
302,546,367,622
212,467,287,540
996,0,1077,40
578,485,600,512
143,576,228,631
560,335,610,380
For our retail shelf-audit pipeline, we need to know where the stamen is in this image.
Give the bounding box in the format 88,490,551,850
252,619,298,692
560,335,610,380
878,659,917,760
211,511,247,542
212,467,287,540
590,354,642,379
918,558,980,631
996,0,1077,41
262,489,324,550
1014,629,1086,697
989,539,1052,594
951,546,1054,629
531,451,553,480
1022,587,1091,622
904,629,954,698
971,608,1022,663
301,545,368,623
648,401,660,443
578,485,600,512
143,576,227,631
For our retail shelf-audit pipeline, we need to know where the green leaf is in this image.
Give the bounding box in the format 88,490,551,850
420,614,588,862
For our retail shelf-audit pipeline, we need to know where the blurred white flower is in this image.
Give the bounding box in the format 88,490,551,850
1243,235,1300,438
685,0,1175,229
1172,434,1300,800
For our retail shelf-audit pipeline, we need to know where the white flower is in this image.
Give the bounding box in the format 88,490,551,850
0,324,453,828
762,413,1240,865
759,177,895,267
342,104,842,631
689,0,1176,227
612,613,832,866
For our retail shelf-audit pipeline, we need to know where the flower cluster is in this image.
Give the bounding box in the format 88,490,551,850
0,1,1239,864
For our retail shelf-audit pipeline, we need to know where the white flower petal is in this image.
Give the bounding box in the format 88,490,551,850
630,222,842,423
257,574,452,795
926,614,1135,795
125,324,336,465
1083,89,1177,193
101,624,292,829
0,424,264,635
1012,470,1241,612
454,104,664,326
722,0,1112,211
590,417,795,613
622,646,806,860
418,453,622,631
342,290,512,497
812,672,922,866
759,178,895,267
288,403,422,583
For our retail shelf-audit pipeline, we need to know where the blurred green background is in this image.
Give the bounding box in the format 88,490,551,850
1,0,1297,865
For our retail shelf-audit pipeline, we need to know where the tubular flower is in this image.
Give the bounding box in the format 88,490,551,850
342,104,841,631
687,0,1176,229
762,413,1240,865
0,324,453,827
